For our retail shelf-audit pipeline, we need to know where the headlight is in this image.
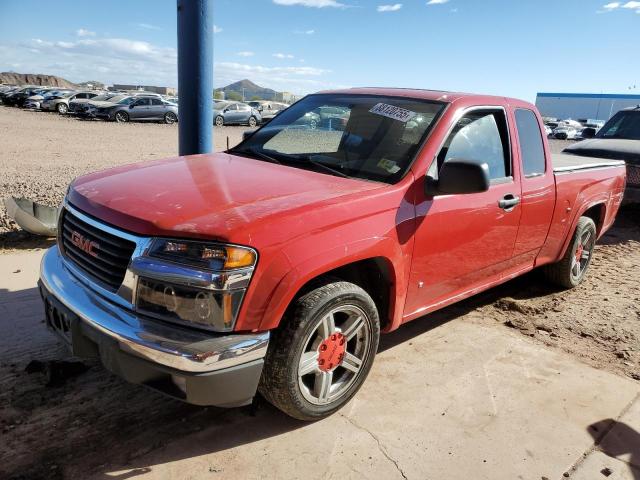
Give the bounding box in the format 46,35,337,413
147,239,256,271
136,277,243,331
135,239,257,331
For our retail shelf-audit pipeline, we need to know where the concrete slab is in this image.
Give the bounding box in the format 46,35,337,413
106,318,639,480
572,451,640,480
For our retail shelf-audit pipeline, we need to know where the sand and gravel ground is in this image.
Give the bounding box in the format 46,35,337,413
0,103,638,478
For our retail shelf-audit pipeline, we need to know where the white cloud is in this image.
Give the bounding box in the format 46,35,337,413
273,53,295,59
427,0,449,4
273,0,346,8
76,29,95,37
622,1,640,8
136,23,161,30
294,29,316,34
213,25,223,33
377,4,402,12
237,51,255,57
603,2,621,9
600,1,640,11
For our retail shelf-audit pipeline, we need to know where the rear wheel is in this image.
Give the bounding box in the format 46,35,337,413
544,216,597,288
259,281,380,421
215,115,224,127
56,103,68,114
114,111,129,123
164,112,177,124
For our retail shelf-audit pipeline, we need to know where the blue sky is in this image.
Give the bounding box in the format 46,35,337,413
0,0,638,101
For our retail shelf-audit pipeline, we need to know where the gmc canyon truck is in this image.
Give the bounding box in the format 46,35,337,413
39,89,627,421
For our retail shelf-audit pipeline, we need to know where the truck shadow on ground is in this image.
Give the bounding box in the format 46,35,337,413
588,419,640,479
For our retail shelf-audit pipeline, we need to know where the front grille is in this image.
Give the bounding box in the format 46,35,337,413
627,165,640,186
60,209,136,290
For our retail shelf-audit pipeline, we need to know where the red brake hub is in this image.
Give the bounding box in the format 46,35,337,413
575,243,584,263
318,333,346,372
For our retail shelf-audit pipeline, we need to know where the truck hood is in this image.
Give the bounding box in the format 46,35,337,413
564,138,640,165
68,152,385,244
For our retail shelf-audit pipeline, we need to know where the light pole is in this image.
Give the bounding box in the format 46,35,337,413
177,0,214,156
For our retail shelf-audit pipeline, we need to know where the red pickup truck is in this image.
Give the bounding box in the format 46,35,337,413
39,88,626,420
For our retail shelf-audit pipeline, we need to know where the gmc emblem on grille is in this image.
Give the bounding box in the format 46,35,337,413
70,231,99,258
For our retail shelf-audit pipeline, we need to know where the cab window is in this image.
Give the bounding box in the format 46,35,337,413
515,109,546,177
438,109,511,182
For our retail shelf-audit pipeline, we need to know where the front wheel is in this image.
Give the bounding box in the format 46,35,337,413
164,112,177,124
114,111,129,123
248,116,258,127
214,115,224,127
259,281,380,421
56,103,68,114
543,216,597,288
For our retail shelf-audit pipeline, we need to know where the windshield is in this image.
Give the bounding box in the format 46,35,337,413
597,110,640,140
230,94,445,183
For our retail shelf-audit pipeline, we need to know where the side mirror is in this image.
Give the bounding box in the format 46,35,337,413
425,159,490,196
129,104,135,109
581,127,596,139
242,130,255,141
258,106,263,112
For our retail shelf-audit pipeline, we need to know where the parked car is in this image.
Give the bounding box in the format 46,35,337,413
91,95,178,123
69,92,121,116
42,91,99,114
247,101,289,123
2,86,46,107
39,88,626,421
544,125,553,137
214,102,261,127
564,106,640,203
553,125,579,140
24,89,73,109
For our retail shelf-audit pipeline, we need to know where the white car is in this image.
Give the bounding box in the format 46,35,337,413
553,126,579,140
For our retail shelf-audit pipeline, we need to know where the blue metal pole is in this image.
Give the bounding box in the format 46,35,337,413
177,0,213,156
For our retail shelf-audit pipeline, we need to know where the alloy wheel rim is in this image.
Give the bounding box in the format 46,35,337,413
116,112,127,122
297,305,371,406
215,117,223,126
571,229,595,280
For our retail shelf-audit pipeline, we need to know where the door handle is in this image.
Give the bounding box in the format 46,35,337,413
498,194,521,210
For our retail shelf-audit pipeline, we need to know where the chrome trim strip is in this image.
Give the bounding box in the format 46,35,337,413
40,246,269,373
553,161,626,173
130,257,253,291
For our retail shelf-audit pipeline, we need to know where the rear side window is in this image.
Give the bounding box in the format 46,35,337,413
439,109,511,181
515,109,546,177
151,98,163,105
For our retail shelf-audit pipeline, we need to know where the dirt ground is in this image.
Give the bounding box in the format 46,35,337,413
0,104,638,479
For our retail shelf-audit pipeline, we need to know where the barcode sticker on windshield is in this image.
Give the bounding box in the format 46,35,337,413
369,103,417,123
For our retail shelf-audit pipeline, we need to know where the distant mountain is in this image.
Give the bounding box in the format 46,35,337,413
216,79,278,101
0,72,78,89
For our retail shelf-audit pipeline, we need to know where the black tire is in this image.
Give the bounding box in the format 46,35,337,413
215,115,224,127
543,216,597,289
56,103,68,114
248,116,257,127
114,111,129,123
259,280,380,421
164,112,177,124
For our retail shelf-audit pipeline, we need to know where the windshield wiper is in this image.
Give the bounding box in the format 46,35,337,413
231,147,282,165
304,158,351,179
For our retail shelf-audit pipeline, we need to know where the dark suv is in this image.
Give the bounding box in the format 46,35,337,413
564,106,640,204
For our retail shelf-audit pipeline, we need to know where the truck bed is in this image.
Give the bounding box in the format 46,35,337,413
552,153,625,173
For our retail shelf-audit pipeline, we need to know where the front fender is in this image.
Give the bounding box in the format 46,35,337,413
257,234,408,332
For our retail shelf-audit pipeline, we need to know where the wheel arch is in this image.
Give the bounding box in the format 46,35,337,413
558,200,607,260
258,254,401,334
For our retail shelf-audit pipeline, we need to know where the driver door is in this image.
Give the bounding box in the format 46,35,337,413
403,107,522,320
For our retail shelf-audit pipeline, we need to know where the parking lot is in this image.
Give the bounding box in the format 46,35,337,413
0,104,639,479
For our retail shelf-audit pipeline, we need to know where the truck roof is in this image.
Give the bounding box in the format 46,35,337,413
316,87,527,106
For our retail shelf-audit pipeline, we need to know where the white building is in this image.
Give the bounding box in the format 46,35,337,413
535,92,640,122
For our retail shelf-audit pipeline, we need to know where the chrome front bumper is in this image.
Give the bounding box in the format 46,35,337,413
39,246,269,374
